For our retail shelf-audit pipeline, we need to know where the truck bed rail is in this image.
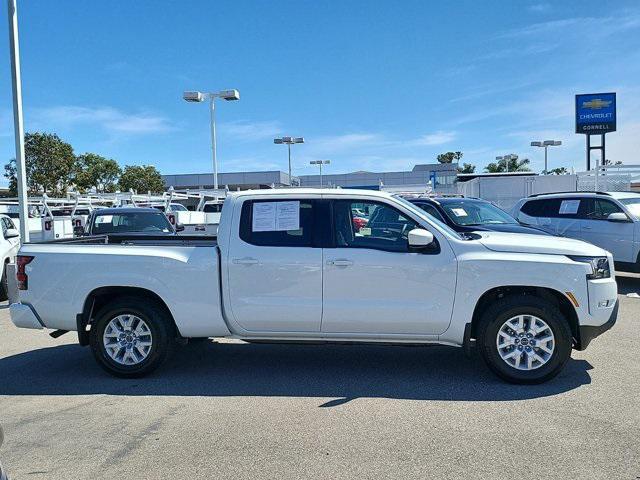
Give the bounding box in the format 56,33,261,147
27,233,218,247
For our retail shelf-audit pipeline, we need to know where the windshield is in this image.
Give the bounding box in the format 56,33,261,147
619,197,640,219
392,195,461,238
92,212,173,234
440,201,517,226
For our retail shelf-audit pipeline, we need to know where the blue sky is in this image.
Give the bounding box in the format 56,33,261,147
2,0,640,187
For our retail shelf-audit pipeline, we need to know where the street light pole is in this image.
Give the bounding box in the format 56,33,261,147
287,143,291,183
495,156,509,173
184,89,239,192
531,140,562,174
209,96,218,190
274,137,304,186
310,160,330,188
7,0,29,241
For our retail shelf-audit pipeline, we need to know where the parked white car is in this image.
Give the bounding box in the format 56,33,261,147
0,214,20,300
9,189,618,384
513,191,640,272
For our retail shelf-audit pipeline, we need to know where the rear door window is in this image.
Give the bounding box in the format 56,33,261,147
522,198,586,218
239,200,314,247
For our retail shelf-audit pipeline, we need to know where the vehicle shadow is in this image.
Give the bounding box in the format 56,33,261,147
0,341,592,406
615,273,640,295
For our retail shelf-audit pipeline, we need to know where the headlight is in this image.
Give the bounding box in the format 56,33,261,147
568,256,611,279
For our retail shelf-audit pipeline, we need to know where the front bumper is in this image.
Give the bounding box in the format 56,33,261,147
577,301,618,350
9,303,44,330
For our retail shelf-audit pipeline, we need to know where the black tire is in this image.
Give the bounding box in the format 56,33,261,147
477,295,572,384
0,264,8,302
89,296,175,378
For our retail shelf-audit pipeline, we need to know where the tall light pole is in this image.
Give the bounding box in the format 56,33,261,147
7,0,29,241
274,136,304,186
531,140,562,174
495,154,519,173
310,160,330,188
183,89,240,191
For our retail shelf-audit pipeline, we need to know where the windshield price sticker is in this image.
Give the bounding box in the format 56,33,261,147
95,215,113,224
559,200,580,215
451,208,468,217
252,201,300,232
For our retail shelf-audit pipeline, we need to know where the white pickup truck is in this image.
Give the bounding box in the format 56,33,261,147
9,189,618,384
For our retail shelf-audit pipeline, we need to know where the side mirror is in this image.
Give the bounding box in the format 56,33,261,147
607,212,629,222
73,225,85,236
4,228,19,239
175,223,185,232
408,228,434,248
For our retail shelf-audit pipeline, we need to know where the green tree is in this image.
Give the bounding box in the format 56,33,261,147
548,167,568,175
437,151,463,164
457,163,476,174
4,132,76,195
484,154,530,173
75,153,121,193
118,165,165,193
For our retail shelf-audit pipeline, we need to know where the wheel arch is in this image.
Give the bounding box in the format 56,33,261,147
77,286,179,346
469,285,579,347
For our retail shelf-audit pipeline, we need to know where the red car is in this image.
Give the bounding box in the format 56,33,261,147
352,216,368,230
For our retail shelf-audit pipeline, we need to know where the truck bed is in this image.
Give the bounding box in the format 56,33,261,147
17,233,229,338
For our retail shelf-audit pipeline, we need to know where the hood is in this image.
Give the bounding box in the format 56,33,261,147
467,223,550,235
476,231,608,256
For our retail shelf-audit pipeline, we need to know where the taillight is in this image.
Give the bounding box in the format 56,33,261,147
168,214,176,225
74,219,81,227
44,220,52,231
16,255,34,290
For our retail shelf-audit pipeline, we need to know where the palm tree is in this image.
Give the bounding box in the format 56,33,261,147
484,155,530,173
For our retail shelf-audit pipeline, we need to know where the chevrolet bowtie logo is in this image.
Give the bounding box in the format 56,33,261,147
582,98,612,109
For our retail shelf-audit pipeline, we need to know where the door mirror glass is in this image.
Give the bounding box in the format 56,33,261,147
607,212,629,222
4,228,19,239
408,228,434,248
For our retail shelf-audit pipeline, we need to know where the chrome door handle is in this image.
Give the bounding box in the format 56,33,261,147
583,226,592,229
232,257,259,265
327,259,353,267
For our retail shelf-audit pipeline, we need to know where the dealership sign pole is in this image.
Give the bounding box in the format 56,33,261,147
575,93,616,173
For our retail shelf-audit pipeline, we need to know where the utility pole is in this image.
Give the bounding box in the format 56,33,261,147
7,0,29,241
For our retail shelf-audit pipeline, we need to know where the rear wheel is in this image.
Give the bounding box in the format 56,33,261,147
478,296,572,384
90,297,175,378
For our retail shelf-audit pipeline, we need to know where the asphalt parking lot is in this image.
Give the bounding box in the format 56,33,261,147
1,277,639,479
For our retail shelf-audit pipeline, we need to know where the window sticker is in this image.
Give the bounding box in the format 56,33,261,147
275,201,300,231
252,201,300,232
95,215,113,224
559,200,580,215
451,208,468,217
359,227,371,236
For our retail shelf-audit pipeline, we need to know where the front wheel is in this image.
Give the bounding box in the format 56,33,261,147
90,297,175,378
478,296,573,384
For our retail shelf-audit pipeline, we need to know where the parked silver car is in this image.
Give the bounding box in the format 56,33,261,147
512,191,640,272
